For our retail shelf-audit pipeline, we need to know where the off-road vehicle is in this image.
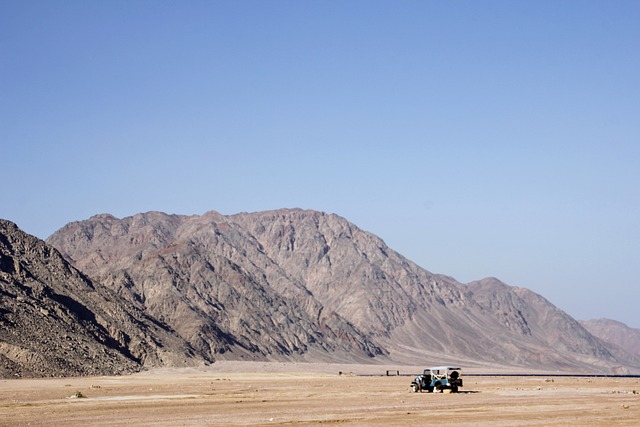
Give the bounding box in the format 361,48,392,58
411,366,462,393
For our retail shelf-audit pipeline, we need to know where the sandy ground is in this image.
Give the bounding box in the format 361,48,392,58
1,362,639,426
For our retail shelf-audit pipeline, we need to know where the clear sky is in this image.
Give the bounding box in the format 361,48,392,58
2,1,639,327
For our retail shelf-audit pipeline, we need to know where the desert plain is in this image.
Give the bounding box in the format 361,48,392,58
1,362,639,426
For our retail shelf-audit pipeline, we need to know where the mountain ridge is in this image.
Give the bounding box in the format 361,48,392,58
580,318,640,357
2,209,639,378
48,210,386,364
46,209,640,374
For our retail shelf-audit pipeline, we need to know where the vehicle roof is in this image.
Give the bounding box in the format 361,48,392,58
426,366,462,371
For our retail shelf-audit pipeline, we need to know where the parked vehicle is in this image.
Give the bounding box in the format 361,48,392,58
411,366,463,393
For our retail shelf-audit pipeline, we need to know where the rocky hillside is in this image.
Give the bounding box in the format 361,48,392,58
580,319,640,357
47,211,384,364
47,209,640,373
0,219,203,378
465,278,640,372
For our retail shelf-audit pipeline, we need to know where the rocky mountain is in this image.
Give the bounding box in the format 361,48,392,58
580,319,640,357
47,211,384,364
465,278,640,373
0,219,203,378
46,209,640,374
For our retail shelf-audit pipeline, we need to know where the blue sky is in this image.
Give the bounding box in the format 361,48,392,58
2,1,639,327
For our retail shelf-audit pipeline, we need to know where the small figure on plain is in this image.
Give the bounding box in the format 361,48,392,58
449,370,462,393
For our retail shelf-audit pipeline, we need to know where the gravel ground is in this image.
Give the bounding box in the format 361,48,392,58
1,362,639,426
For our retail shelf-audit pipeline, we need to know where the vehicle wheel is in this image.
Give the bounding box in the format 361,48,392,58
411,383,419,393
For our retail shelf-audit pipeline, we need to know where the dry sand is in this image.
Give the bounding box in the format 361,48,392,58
1,362,639,426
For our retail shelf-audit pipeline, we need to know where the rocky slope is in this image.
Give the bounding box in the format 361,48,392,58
47,211,384,364
0,219,203,378
580,318,640,357
464,278,640,372
46,209,640,373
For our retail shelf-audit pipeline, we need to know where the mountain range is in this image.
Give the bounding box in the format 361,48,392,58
1,209,639,378
580,318,640,359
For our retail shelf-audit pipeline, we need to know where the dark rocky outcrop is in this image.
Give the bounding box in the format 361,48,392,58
0,219,203,378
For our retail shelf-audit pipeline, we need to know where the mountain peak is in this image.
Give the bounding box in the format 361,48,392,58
3,209,639,377
44,210,640,373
